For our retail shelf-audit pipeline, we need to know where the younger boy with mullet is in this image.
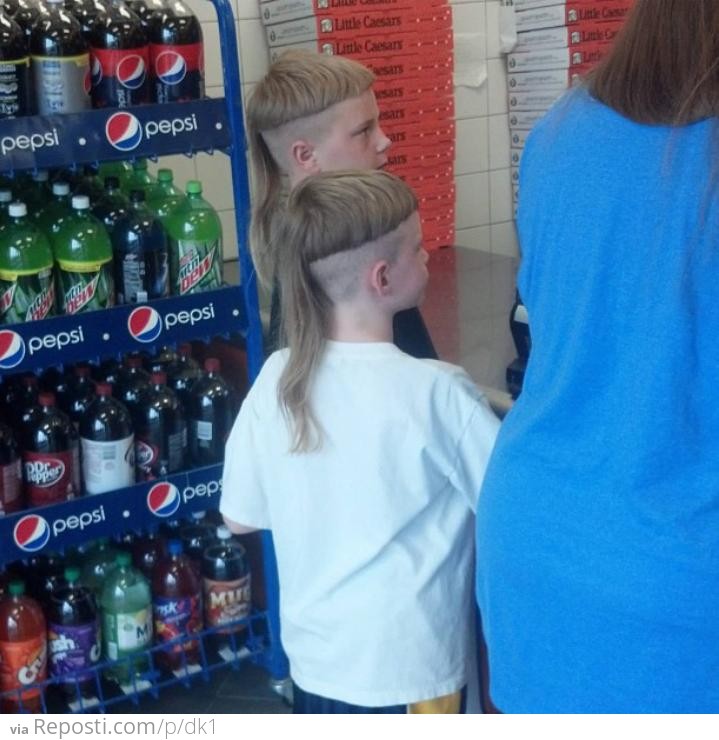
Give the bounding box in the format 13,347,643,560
221,170,499,714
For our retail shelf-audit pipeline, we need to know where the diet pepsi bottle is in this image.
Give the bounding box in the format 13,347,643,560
21,392,80,508
150,0,203,103
30,0,91,114
0,7,32,118
89,0,151,108
112,189,169,304
80,383,134,495
133,371,186,480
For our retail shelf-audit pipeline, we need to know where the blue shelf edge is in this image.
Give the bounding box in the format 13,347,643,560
0,284,247,377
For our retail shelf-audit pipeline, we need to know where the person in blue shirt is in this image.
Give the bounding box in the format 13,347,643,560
476,0,719,712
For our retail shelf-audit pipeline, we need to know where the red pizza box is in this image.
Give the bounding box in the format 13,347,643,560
264,7,452,48
514,18,625,51
515,1,634,32
507,40,610,72
260,0,445,26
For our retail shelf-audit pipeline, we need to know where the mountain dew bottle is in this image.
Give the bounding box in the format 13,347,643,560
166,180,223,296
146,168,187,224
99,160,133,190
53,195,115,315
33,181,72,235
0,202,56,324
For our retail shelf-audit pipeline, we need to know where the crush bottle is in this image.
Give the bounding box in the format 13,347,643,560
0,202,56,324
47,566,101,699
0,581,46,713
150,0,204,103
166,180,223,296
80,383,135,495
112,189,169,304
0,6,32,119
89,0,151,108
53,195,114,315
100,552,152,683
30,0,91,115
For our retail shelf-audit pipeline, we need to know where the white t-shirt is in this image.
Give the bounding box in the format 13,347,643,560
220,341,499,706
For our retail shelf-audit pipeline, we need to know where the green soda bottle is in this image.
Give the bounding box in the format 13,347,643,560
0,190,12,227
165,180,223,296
73,164,105,205
19,170,50,219
92,176,130,235
80,537,120,598
122,159,156,198
33,181,72,235
0,202,56,324
99,160,133,190
100,552,152,684
53,195,115,315
146,168,187,224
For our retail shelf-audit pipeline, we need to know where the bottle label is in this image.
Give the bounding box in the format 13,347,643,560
57,261,114,315
81,435,135,495
0,57,31,118
153,595,202,653
150,42,204,103
23,449,78,507
120,249,169,304
48,620,101,684
193,420,213,443
203,574,251,632
89,46,150,108
32,54,91,115
0,458,22,515
103,607,153,658
171,240,222,295
135,437,158,481
0,635,47,701
0,268,55,324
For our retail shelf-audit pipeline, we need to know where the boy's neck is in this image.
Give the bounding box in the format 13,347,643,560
328,302,394,343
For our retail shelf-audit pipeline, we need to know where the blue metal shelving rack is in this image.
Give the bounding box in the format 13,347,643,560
0,0,289,710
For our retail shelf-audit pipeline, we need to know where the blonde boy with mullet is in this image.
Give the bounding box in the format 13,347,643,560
221,171,499,714
247,49,438,360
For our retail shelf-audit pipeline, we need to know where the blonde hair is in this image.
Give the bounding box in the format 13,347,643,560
277,170,418,453
247,50,375,286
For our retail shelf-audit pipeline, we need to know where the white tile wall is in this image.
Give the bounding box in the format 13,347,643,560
156,0,517,260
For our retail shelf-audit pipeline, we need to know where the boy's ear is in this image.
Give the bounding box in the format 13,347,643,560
368,260,391,297
289,139,319,176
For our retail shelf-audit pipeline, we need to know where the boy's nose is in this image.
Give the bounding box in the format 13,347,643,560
377,128,391,153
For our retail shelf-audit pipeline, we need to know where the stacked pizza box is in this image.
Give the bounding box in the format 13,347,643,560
260,0,456,250
507,0,635,208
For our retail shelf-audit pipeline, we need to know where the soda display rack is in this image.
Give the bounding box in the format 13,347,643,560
0,0,288,710
0,614,268,713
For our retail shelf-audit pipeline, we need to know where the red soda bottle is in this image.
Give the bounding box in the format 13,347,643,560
131,531,167,580
152,539,202,671
0,581,47,713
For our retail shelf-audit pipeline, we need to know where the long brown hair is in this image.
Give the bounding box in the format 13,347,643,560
276,170,418,453
588,0,719,124
246,50,375,286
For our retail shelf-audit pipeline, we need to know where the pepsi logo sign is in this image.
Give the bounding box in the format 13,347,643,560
117,55,146,90
0,330,26,370
155,51,186,85
106,111,143,152
147,482,181,518
128,306,162,343
14,515,51,553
